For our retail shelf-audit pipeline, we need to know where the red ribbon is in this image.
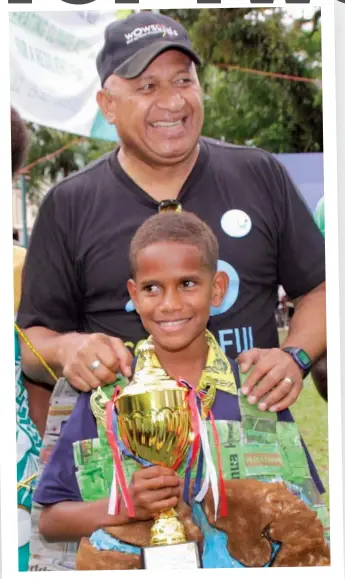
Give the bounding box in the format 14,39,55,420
105,400,135,518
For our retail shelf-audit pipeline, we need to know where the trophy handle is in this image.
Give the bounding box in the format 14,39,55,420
150,508,187,546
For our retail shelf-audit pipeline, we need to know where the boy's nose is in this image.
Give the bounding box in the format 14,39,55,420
160,289,183,312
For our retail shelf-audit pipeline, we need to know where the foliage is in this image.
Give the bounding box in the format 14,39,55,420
162,8,322,152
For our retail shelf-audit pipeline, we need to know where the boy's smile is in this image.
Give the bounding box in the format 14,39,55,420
127,241,228,355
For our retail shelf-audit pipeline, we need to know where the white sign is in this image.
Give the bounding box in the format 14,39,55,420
9,10,120,141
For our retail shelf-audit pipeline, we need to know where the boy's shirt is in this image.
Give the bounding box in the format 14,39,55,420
33,371,324,507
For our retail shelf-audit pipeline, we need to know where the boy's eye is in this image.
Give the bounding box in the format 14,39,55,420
143,284,160,293
181,280,196,288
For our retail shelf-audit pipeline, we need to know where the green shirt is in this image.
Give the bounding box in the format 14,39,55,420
314,196,325,237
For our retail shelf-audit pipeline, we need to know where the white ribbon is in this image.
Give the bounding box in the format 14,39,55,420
108,465,117,516
195,412,219,520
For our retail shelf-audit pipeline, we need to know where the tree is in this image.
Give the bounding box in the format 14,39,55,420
162,8,322,152
23,124,114,205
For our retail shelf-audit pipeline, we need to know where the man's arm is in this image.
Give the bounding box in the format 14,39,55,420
282,281,326,359
239,155,326,412
239,282,326,412
311,352,328,402
20,327,132,392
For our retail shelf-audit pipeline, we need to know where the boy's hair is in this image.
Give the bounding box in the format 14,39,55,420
130,211,218,276
11,106,29,177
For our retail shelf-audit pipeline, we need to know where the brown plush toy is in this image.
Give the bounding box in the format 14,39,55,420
76,479,330,570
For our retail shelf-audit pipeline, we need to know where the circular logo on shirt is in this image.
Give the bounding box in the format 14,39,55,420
221,210,252,238
125,299,136,313
210,260,240,316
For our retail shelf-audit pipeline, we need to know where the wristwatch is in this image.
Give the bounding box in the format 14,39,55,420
282,347,312,378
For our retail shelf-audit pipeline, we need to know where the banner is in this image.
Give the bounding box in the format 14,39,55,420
9,10,122,141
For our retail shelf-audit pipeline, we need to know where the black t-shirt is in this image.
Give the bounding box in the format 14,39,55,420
18,138,325,358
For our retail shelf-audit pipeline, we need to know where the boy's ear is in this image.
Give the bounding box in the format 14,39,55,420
211,271,229,308
127,279,139,313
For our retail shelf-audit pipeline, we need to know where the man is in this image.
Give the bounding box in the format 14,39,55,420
18,11,325,417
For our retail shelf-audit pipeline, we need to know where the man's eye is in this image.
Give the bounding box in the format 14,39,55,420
139,83,155,92
175,78,192,86
181,280,196,288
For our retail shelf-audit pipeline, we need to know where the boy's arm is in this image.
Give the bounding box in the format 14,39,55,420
39,498,130,543
39,466,182,543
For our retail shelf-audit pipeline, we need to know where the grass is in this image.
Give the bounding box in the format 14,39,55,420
278,330,329,508
291,375,329,509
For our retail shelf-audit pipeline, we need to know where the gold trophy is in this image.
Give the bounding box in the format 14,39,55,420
115,342,193,550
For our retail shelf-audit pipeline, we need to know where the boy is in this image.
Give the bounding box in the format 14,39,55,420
33,211,329,568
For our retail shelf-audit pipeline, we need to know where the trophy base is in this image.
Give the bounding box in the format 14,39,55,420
141,541,202,570
150,508,187,546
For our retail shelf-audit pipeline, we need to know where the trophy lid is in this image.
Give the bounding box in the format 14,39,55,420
116,342,184,398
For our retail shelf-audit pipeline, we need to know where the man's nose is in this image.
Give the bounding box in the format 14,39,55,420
156,88,185,112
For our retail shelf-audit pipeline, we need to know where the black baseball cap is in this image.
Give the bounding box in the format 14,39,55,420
96,12,202,86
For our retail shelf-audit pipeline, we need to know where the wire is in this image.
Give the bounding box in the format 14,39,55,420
215,63,321,85
14,322,58,383
19,137,84,175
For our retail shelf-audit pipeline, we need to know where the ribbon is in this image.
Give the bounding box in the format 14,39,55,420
209,409,227,517
194,410,219,519
178,379,202,506
105,400,134,518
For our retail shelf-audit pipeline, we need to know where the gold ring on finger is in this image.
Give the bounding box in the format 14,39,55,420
283,376,294,386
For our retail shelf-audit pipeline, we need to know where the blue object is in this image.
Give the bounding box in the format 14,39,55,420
191,502,281,568
275,153,323,213
90,529,141,556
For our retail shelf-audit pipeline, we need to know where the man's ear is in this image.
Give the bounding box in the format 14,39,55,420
211,271,229,308
127,279,139,313
96,89,117,125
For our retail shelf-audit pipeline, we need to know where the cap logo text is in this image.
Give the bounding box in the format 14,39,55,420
125,24,179,44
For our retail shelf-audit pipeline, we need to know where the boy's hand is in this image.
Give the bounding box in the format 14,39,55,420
128,466,182,521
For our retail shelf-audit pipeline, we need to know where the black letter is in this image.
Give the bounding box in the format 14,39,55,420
61,0,95,5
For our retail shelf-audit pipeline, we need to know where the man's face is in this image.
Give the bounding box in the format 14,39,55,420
127,241,227,353
98,50,204,166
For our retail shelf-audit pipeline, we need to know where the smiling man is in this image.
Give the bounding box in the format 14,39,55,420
18,11,325,419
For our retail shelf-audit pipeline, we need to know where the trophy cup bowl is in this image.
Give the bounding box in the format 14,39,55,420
115,344,192,547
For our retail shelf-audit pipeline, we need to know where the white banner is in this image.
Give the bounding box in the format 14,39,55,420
9,10,123,141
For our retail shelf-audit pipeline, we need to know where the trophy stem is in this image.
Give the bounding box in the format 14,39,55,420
150,508,187,546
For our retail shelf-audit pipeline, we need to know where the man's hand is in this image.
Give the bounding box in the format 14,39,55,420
128,466,182,521
58,333,133,392
238,348,304,412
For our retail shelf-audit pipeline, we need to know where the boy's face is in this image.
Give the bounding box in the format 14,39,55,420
127,241,228,353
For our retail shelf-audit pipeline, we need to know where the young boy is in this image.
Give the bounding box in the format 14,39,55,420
33,211,329,568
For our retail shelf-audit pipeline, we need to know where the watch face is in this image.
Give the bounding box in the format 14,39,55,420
297,349,311,367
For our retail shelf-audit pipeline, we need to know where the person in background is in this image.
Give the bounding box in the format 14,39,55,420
314,196,325,237
311,196,327,402
11,106,50,571
13,228,20,243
